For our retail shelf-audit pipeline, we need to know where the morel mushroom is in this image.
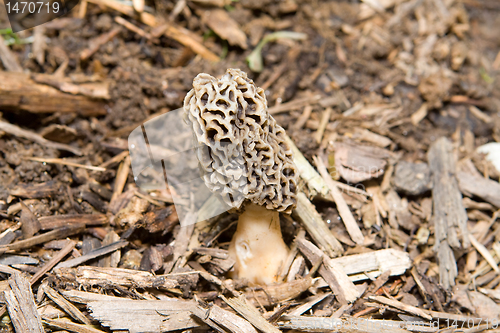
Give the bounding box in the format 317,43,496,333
183,68,298,285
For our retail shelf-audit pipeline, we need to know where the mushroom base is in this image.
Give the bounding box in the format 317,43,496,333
228,204,290,285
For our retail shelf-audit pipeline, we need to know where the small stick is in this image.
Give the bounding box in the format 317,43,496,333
80,27,121,61
292,105,313,130
43,318,105,333
368,295,432,320
0,120,82,155
98,150,129,169
109,155,131,207
268,95,321,115
314,156,364,245
114,16,155,41
0,224,85,255
26,157,106,172
469,234,499,273
54,240,128,269
314,107,332,144
30,240,76,285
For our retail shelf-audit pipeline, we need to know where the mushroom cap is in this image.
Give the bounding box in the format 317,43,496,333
183,68,298,213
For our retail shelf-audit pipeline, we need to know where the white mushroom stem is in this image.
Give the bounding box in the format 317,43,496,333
228,203,290,285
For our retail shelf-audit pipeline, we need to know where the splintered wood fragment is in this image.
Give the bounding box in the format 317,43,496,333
469,234,499,273
38,214,108,230
0,72,106,117
0,264,21,275
86,298,204,332
0,34,22,72
20,201,41,238
368,295,432,320
27,157,107,172
297,238,359,304
4,273,44,333
54,240,128,269
245,277,313,307
315,156,364,245
285,135,329,197
428,137,469,289
278,229,304,281
43,285,91,325
10,180,62,199
221,295,281,333
98,231,121,268
98,150,129,169
53,266,197,290
109,155,131,209
80,27,121,61
294,192,343,258
43,317,109,333
278,316,410,332
457,171,500,208
192,304,258,333
0,224,85,255
193,247,229,259
30,240,76,285
188,261,238,296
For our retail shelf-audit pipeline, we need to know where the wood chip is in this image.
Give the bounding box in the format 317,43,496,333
202,9,248,49
44,285,91,325
30,240,76,285
4,273,44,333
428,137,470,289
221,295,281,333
54,240,128,269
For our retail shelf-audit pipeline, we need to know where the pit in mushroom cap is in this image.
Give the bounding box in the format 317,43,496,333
183,68,298,213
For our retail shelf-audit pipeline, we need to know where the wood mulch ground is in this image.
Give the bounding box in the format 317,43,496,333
0,0,500,331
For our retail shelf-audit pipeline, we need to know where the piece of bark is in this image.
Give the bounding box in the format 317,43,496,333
40,124,78,143
192,304,259,333
457,171,500,208
38,214,108,230
10,180,63,199
43,285,91,325
52,266,199,290
333,141,391,183
0,72,107,116
428,137,469,289
202,9,248,49
140,206,178,234
297,238,360,304
0,35,22,72
293,192,343,258
109,155,131,209
86,297,204,332
19,201,42,238
4,273,44,333
54,240,128,269
81,190,108,213
393,161,432,195
221,295,281,333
